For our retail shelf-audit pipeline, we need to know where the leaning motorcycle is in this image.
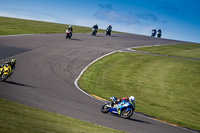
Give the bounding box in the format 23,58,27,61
151,31,156,37
66,30,72,39
157,32,161,38
91,28,97,36
101,96,135,119
106,30,111,36
0,64,13,82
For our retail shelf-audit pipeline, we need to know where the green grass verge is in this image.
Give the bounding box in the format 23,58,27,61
0,16,122,35
0,98,125,133
134,43,200,59
78,52,200,130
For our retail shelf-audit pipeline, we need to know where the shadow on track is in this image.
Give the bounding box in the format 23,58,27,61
70,38,82,41
128,118,151,124
108,35,118,38
108,113,151,124
4,81,36,88
93,35,105,38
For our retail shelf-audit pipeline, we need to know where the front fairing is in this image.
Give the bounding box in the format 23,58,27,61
118,101,134,112
0,67,3,75
3,65,12,75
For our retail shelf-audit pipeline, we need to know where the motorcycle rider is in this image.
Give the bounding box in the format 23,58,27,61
106,25,112,31
106,25,112,35
0,59,16,75
117,96,135,115
92,24,98,31
157,29,162,38
151,28,156,37
0,59,16,70
66,25,73,36
111,96,134,107
67,25,73,32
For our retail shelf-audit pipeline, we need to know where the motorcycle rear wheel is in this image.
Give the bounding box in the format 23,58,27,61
101,103,110,113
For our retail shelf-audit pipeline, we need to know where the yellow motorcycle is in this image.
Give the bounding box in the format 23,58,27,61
0,63,13,82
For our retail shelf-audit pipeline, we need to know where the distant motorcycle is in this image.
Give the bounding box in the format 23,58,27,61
151,30,156,37
157,29,162,38
157,31,161,38
91,28,97,36
106,29,111,36
101,96,135,119
66,30,72,39
0,63,14,82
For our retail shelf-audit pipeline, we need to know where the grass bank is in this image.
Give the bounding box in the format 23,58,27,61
78,48,200,130
0,16,121,35
134,43,200,59
0,98,125,133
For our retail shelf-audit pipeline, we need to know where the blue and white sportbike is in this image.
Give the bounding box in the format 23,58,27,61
101,96,135,119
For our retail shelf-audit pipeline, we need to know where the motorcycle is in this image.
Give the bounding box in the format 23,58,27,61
151,31,156,37
101,96,135,119
157,30,161,38
91,28,97,36
0,63,13,82
66,30,72,39
106,29,111,36
157,32,161,38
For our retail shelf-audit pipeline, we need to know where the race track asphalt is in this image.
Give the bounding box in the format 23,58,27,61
0,33,195,133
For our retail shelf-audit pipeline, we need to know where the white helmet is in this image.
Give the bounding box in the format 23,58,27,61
69,25,71,27
129,96,135,102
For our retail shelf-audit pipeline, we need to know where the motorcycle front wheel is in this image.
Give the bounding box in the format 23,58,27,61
0,74,9,82
120,108,133,119
91,31,94,36
69,34,72,39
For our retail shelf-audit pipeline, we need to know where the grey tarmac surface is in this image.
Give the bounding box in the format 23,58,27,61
0,33,195,133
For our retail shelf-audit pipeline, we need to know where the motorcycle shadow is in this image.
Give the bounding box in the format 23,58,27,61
108,113,151,124
128,117,151,124
94,35,105,38
70,38,82,41
107,35,118,38
4,81,36,88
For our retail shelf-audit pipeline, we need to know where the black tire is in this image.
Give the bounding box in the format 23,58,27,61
69,34,71,39
120,108,133,119
106,31,110,36
0,74,9,82
101,103,110,113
